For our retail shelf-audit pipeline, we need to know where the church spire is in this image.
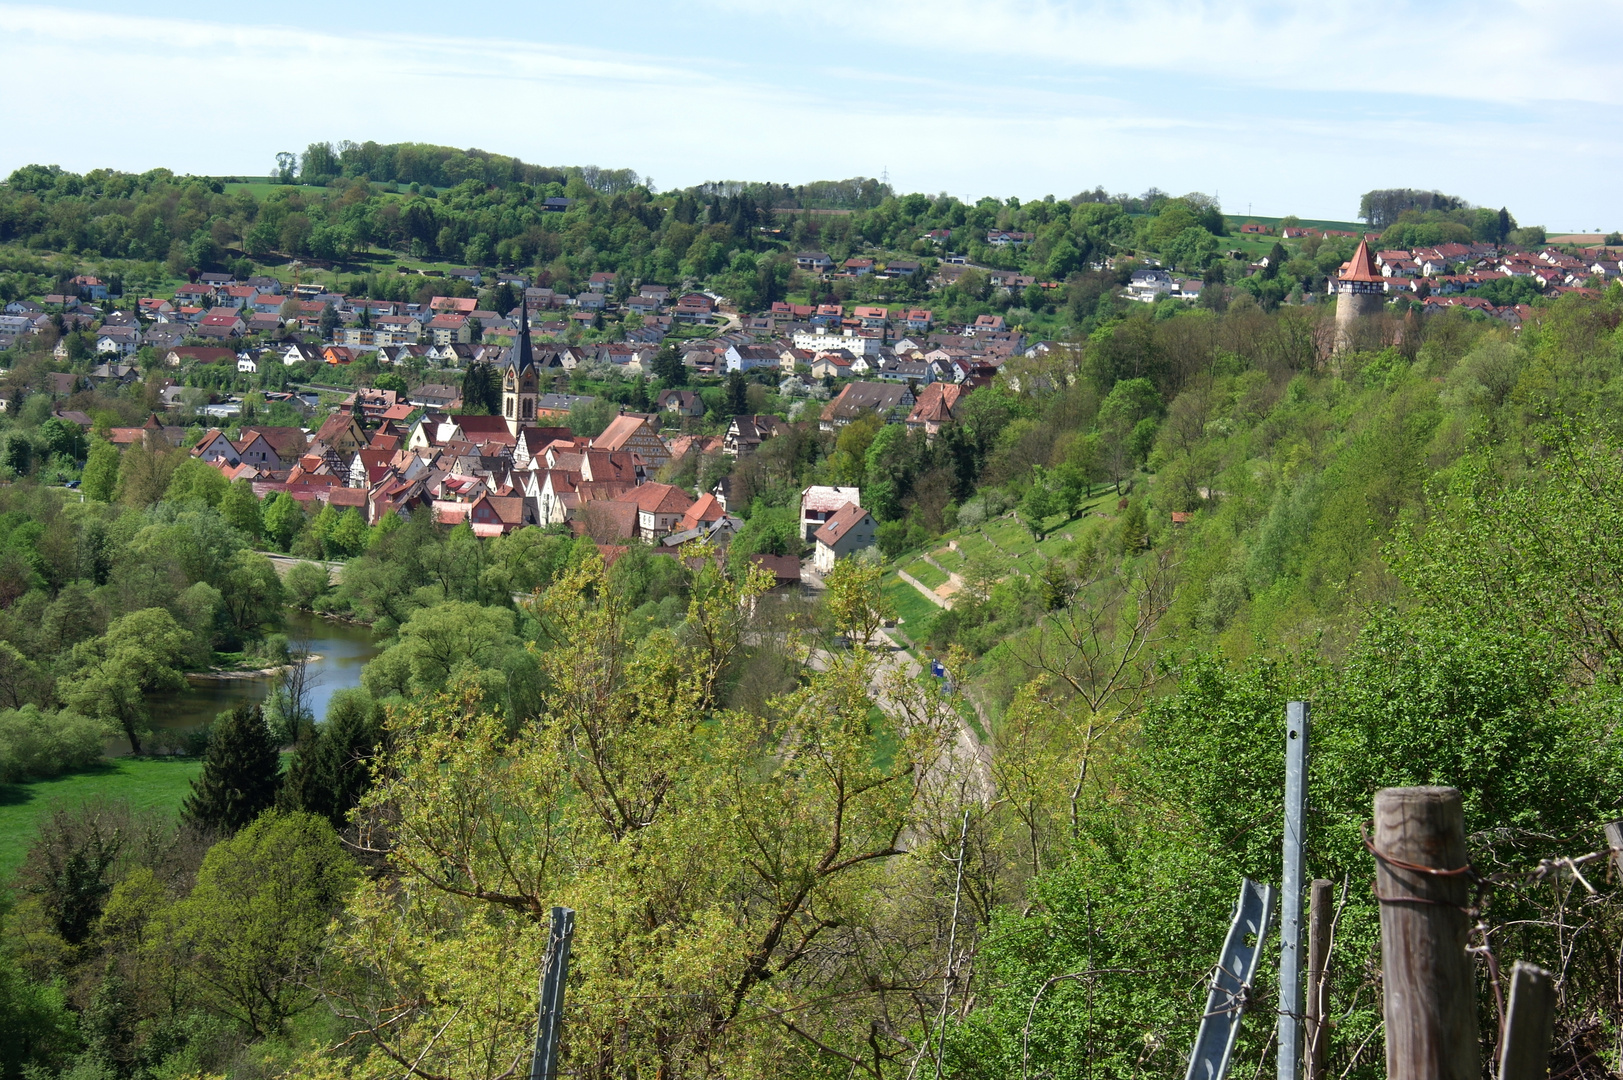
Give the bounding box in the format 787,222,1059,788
514,294,534,372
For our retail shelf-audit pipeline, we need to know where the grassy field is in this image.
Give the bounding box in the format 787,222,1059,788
884,577,941,643
222,181,331,200
0,757,202,881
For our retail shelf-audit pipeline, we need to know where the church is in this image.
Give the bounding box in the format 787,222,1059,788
501,299,541,436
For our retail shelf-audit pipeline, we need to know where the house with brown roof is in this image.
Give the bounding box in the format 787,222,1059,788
674,294,716,324
812,503,876,572
467,492,536,536
312,410,367,457
800,486,861,541
193,429,241,467
657,388,704,417
592,412,669,468
723,414,788,457
819,382,910,431
616,482,694,542
750,553,803,591
575,500,639,543
165,346,235,368
905,382,971,438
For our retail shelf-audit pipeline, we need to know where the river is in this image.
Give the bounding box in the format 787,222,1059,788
117,611,384,755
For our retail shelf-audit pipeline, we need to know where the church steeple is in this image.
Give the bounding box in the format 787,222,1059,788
502,295,539,435
514,294,534,372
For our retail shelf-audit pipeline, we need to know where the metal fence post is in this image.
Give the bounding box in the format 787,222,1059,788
1277,702,1309,1080
530,906,576,1080
1184,877,1277,1080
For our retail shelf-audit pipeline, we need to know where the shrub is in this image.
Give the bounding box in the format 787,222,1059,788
0,706,110,783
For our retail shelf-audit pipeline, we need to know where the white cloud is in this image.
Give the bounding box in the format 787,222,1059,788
0,2,1618,227
720,0,1623,108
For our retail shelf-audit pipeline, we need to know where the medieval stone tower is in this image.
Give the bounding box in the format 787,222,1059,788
1333,237,1386,349
502,297,538,436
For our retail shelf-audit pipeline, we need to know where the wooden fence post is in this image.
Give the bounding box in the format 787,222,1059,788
1604,820,1623,881
1304,879,1333,1080
1374,787,1478,1080
1498,961,1555,1080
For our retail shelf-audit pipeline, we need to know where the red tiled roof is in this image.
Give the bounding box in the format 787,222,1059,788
618,481,693,515
1339,238,1384,284
813,502,870,547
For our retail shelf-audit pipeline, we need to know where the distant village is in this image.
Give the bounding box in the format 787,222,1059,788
1125,227,1621,326
4,220,1617,574
1,252,1034,576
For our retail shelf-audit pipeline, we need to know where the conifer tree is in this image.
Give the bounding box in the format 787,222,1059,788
182,703,281,835
279,688,383,829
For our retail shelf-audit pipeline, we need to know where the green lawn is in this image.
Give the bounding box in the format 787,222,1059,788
222,181,331,200
902,558,948,590
0,757,202,881
884,577,941,643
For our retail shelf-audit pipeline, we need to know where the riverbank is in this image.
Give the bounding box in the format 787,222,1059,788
186,653,325,682
0,757,203,881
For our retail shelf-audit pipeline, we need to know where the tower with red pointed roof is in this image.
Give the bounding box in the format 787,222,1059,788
1333,237,1386,347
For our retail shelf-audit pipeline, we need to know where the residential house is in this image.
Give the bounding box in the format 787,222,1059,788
657,389,704,417
237,426,307,468
617,482,694,542
428,314,471,345
724,344,781,372
674,293,716,324
1128,269,1175,302
905,382,971,438
801,486,861,541
819,381,909,431
196,308,246,338
535,393,596,420
723,414,788,457
409,383,462,410
95,325,140,356
70,275,110,300
811,503,877,572
165,346,235,367
193,429,241,467
311,410,367,457
592,412,670,468
796,252,833,273
808,351,856,380
843,258,874,276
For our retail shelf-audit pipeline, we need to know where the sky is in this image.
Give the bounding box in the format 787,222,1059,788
2,0,1619,231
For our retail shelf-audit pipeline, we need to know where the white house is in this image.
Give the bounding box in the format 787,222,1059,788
801,485,861,541
812,503,877,572
792,328,882,357
1127,269,1174,302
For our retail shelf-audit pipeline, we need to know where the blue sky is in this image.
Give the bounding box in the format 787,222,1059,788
3,0,1618,230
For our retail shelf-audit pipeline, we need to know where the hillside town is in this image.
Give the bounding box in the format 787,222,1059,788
7,214,1621,582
